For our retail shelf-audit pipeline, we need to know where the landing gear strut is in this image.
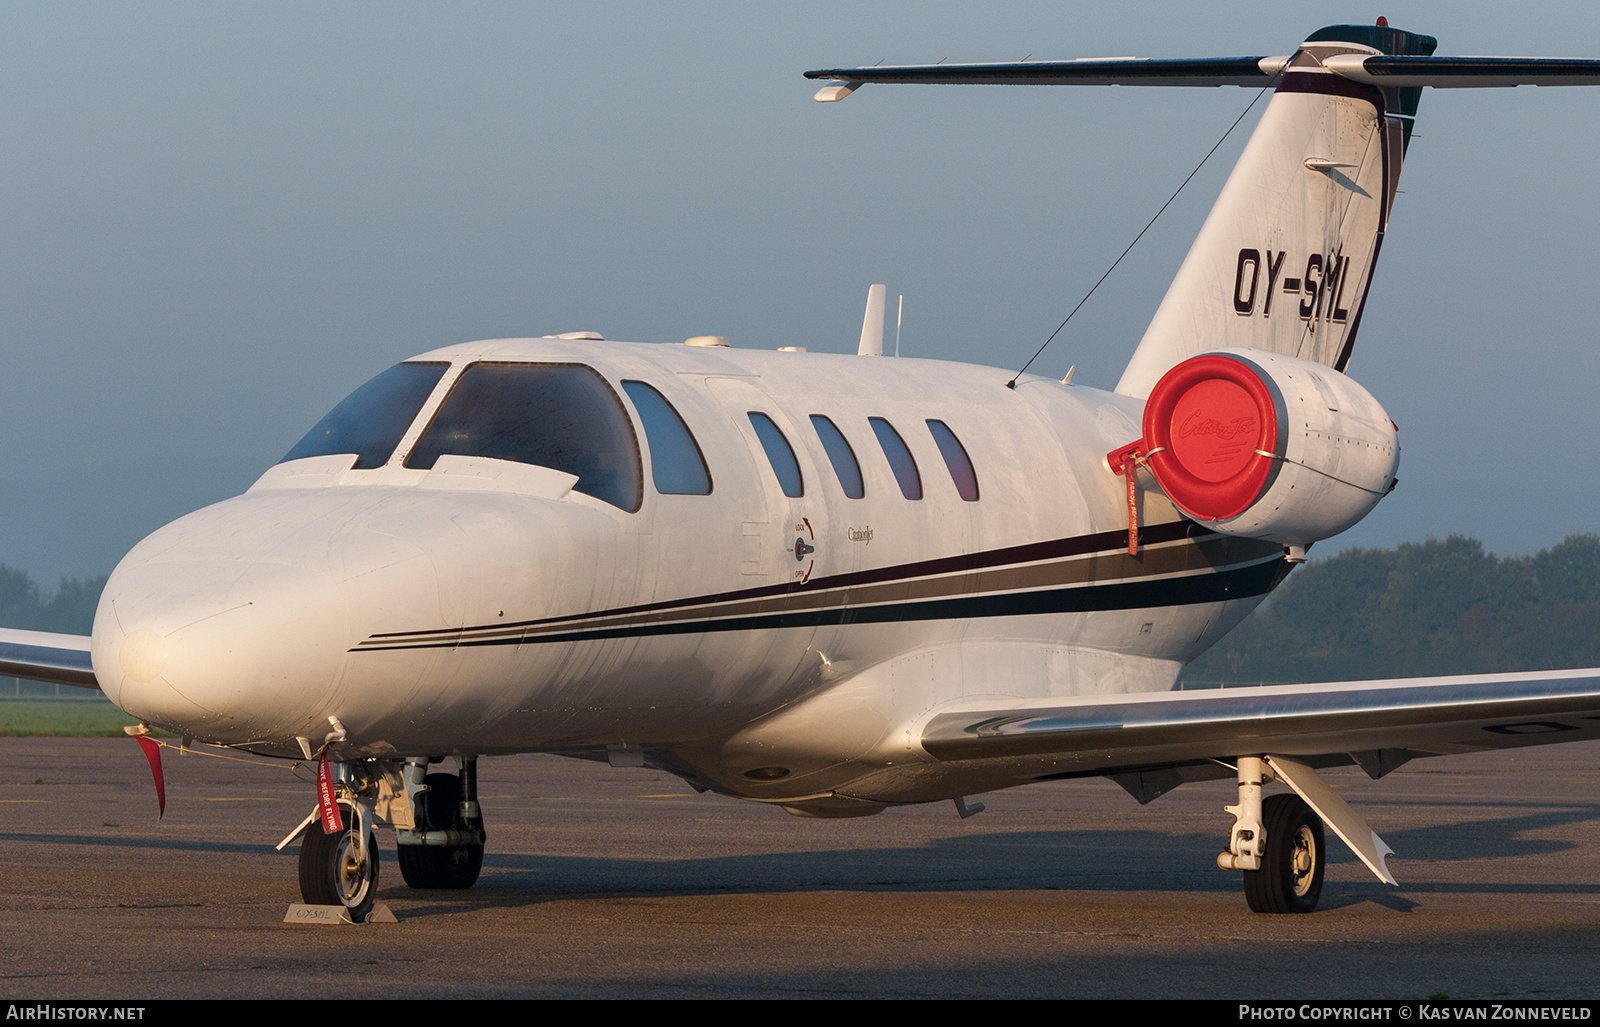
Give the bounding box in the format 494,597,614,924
396,756,486,890
1219,756,1326,914
281,751,488,916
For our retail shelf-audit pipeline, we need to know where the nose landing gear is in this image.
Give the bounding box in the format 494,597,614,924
279,752,488,921
297,800,380,921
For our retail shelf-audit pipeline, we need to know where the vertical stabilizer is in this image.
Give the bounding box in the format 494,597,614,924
1115,25,1436,398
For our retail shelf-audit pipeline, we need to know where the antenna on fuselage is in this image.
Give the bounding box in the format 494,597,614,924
895,294,904,357
857,284,887,356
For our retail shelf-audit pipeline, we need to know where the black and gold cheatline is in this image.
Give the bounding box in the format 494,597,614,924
351,520,1289,653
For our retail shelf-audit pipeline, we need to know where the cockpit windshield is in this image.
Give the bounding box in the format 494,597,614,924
404,362,643,511
281,362,448,469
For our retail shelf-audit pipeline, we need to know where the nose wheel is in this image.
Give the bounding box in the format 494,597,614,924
298,802,380,921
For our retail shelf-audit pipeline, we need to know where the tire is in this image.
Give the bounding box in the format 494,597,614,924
1242,793,1325,914
298,804,380,921
396,772,484,890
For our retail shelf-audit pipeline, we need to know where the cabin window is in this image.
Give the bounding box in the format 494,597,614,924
809,415,864,499
281,361,448,470
748,412,804,498
926,420,980,501
405,362,643,512
869,417,922,500
621,381,712,495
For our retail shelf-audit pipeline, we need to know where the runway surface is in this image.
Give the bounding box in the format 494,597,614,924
2,737,1599,999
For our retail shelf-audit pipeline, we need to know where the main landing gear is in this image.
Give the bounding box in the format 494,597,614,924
1218,756,1326,914
395,758,486,890
283,754,487,920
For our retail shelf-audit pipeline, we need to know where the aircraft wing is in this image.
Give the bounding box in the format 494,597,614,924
0,628,98,690
921,668,1600,779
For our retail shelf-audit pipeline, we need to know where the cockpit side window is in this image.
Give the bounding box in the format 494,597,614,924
621,380,712,496
869,417,923,500
404,362,643,512
810,414,864,499
748,412,804,498
281,361,448,470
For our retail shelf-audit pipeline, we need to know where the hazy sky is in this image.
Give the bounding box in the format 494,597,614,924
4,2,1600,585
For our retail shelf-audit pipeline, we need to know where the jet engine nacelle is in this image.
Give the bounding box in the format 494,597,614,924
1119,348,1399,547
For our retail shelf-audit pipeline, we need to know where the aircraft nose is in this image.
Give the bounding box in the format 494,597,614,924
92,558,352,742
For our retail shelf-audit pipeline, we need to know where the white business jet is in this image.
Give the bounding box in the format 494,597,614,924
6,21,1600,918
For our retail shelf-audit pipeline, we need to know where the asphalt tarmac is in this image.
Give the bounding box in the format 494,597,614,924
2,736,1599,999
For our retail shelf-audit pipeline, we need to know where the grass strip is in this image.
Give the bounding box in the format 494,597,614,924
0,700,170,737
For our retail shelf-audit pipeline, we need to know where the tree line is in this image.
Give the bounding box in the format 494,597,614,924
1,565,106,635
1184,533,1600,684
4,534,1598,686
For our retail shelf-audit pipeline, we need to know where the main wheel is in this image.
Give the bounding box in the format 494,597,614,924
298,805,380,921
1242,793,1325,914
396,772,484,890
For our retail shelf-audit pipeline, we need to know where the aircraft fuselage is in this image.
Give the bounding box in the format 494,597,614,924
90,337,1287,807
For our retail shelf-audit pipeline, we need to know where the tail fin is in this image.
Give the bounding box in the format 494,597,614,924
1114,25,1436,398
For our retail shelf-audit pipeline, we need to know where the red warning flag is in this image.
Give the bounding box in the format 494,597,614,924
317,752,343,834
1106,440,1145,557
133,734,165,819
1124,459,1140,557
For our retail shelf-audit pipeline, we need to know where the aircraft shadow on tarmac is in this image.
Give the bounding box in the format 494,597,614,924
473,803,1600,898
3,800,1595,915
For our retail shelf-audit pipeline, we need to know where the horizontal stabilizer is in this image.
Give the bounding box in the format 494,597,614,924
806,55,1600,97
1325,54,1600,88
0,628,98,690
805,56,1290,93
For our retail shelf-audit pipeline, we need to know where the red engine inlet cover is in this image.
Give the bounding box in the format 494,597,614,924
1142,354,1283,522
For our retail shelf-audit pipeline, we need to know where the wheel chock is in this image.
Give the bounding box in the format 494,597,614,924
283,902,398,925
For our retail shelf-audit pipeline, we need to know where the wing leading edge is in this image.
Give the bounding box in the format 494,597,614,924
0,628,98,690
920,668,1600,772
